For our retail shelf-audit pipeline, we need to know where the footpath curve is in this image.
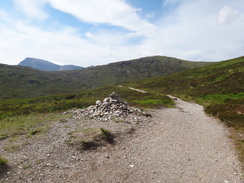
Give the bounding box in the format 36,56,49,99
78,99,242,183
70,96,243,182
1,97,242,182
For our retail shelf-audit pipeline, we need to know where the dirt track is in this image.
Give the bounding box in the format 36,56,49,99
1,97,243,182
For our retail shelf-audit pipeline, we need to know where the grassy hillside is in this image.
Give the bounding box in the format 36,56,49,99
0,64,90,99
135,56,244,123
136,56,241,91
0,56,210,99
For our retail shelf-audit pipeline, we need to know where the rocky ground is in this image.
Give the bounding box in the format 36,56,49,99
0,96,243,183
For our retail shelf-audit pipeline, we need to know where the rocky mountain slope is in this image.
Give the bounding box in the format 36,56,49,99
18,57,83,71
0,56,211,99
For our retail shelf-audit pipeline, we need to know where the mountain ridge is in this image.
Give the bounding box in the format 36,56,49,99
0,56,212,99
18,57,83,71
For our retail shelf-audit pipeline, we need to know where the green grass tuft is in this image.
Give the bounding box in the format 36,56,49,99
0,156,8,166
100,128,114,143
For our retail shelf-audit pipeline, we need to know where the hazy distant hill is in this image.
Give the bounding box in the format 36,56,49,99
18,57,83,71
0,56,211,99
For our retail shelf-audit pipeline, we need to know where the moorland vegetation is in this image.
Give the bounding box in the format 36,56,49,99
0,56,243,166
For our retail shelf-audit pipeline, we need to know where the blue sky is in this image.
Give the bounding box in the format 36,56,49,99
0,0,243,66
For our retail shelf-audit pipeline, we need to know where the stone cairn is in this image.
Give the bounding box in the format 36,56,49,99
64,92,150,122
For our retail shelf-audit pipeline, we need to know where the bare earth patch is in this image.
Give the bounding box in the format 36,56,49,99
0,98,243,182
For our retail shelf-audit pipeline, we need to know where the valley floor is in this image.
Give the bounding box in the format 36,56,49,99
0,98,243,182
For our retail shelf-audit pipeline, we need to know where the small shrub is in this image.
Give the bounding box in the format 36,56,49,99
4,143,21,153
0,133,8,140
100,128,111,136
100,128,114,143
80,141,100,150
0,156,8,166
64,139,73,146
30,129,42,135
60,118,68,123
66,128,115,151
22,164,31,169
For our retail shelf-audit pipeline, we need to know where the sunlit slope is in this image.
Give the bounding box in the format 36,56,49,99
137,56,244,97
135,56,244,127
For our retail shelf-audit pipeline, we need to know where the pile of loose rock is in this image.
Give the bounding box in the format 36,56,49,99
64,92,151,122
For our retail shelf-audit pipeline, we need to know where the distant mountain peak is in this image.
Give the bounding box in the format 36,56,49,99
18,57,83,71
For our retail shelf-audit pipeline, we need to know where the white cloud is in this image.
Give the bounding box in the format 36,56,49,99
0,0,244,66
126,31,143,38
145,12,155,20
84,32,95,39
0,16,102,66
133,0,244,61
48,0,155,35
0,12,139,66
13,0,48,19
105,45,112,56
0,10,11,22
217,6,239,26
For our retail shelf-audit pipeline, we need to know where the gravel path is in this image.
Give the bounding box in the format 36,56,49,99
71,97,242,183
1,97,243,182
